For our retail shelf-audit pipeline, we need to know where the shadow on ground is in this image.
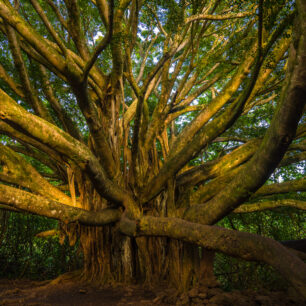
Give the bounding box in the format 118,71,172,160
0,278,305,305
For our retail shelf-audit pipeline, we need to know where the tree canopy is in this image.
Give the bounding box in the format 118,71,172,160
0,0,305,297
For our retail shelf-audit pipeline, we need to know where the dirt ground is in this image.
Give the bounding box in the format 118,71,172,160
0,278,161,306
0,278,305,306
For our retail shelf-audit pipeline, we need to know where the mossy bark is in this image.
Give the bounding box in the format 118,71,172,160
79,231,217,290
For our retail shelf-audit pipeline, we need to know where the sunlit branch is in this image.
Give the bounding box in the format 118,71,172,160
122,70,162,130
176,139,260,188
30,0,67,56
0,184,121,225
234,199,306,213
186,10,256,23
95,0,110,28
0,143,72,205
168,41,257,159
141,43,178,92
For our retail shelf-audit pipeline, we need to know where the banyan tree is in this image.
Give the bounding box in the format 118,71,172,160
0,0,305,298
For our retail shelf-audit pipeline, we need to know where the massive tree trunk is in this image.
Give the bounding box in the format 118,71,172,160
68,179,218,290
79,225,218,291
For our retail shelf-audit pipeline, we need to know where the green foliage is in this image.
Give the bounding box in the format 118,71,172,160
215,208,306,291
0,212,81,280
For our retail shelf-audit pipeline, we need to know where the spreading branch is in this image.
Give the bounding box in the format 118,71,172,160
119,215,306,299
0,184,121,225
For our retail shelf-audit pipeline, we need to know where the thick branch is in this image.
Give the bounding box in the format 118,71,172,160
120,215,306,299
0,143,71,205
254,178,306,198
167,41,257,160
234,199,306,213
95,0,109,27
176,139,260,188
186,10,255,23
71,82,117,178
0,184,121,226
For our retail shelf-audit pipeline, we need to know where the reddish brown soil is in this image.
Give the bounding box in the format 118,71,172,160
0,278,161,306
0,278,305,306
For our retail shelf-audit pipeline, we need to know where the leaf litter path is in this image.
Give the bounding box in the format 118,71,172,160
0,278,305,305
0,279,161,306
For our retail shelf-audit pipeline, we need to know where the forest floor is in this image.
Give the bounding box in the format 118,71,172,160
0,277,305,306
